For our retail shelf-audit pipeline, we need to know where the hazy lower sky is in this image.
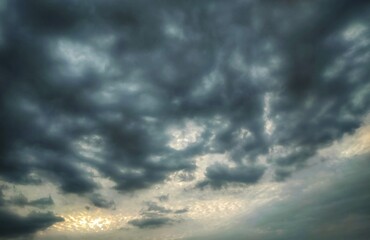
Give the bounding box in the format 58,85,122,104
0,0,370,239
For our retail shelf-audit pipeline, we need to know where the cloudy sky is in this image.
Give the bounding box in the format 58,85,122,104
0,0,370,239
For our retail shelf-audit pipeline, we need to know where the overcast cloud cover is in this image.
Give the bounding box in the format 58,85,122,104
0,0,369,239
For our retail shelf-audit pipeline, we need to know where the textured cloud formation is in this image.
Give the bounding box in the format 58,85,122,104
1,0,368,191
0,0,369,237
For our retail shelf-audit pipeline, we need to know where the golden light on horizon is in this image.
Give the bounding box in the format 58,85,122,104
51,210,134,233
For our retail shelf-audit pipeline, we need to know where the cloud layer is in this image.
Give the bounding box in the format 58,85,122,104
0,0,369,238
186,154,370,240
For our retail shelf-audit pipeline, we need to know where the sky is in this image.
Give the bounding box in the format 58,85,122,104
0,0,370,239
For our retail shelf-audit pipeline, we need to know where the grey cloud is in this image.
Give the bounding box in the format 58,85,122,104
89,193,115,209
174,208,188,214
143,201,172,214
198,163,266,188
0,0,369,199
128,217,173,229
0,189,5,207
0,2,369,240
175,171,196,182
131,200,188,229
156,194,169,202
28,196,54,209
0,186,60,238
8,193,27,207
0,209,64,238
266,0,370,177
7,193,54,209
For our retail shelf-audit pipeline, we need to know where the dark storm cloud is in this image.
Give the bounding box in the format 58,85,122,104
206,164,265,184
0,209,63,238
128,217,173,229
0,0,369,197
265,0,370,178
197,163,266,189
0,188,61,238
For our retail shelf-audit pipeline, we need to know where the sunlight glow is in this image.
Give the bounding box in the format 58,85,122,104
51,211,133,233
